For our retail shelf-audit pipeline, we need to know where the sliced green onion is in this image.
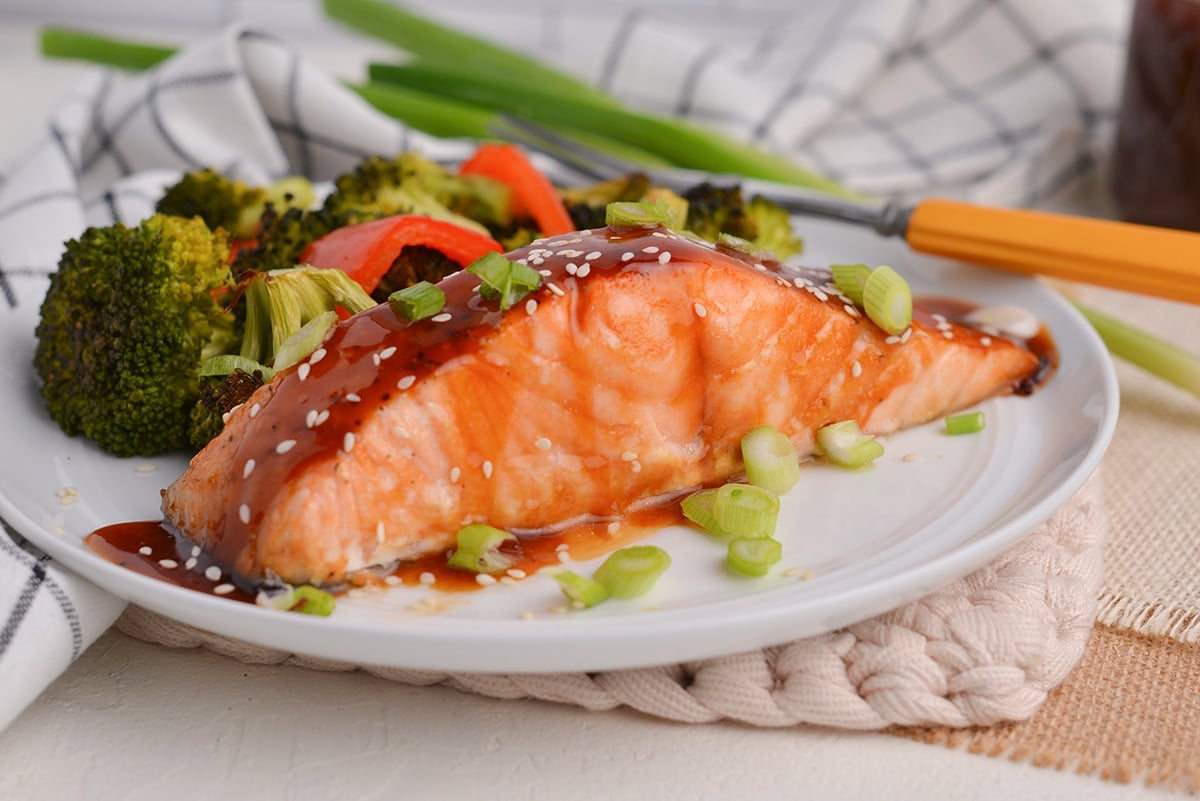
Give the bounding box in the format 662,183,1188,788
289,585,336,616
741,425,801,495
830,263,872,306
467,252,543,310
862,265,912,335
592,545,671,599
726,537,782,578
605,200,674,229
389,281,446,322
945,411,986,435
446,523,517,573
272,310,338,371
713,483,780,539
681,488,727,537
549,569,611,609
199,354,275,380
816,420,884,468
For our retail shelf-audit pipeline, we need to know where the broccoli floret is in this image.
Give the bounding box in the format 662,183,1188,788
188,367,266,450
156,169,317,240
682,182,803,260
560,173,652,229
370,245,463,303
232,205,341,278
321,153,504,236
33,214,238,457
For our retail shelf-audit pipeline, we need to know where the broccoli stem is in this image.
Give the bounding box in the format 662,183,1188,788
1073,301,1200,398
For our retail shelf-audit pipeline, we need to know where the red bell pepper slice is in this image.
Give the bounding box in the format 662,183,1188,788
459,143,575,237
299,214,504,293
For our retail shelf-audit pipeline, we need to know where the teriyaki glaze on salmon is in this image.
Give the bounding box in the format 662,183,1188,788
161,224,1047,587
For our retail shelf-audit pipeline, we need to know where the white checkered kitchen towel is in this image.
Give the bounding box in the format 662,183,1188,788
0,0,1129,731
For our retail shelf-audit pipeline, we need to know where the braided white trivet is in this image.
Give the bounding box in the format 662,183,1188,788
118,476,1105,729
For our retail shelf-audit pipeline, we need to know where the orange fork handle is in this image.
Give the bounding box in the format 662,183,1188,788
906,198,1200,304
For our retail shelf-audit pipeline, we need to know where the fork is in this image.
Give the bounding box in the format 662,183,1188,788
493,116,1200,305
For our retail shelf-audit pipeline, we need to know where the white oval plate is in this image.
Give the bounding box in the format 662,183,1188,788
0,216,1118,673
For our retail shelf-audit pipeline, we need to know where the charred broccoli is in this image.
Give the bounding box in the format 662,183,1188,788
188,367,266,450
682,183,803,260
560,173,653,229
156,168,316,240
231,204,341,278
33,214,238,456
321,153,508,235
34,211,376,456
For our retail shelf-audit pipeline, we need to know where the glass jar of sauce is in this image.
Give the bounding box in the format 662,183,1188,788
1113,0,1200,230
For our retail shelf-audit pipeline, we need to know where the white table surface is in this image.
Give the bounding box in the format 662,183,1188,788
0,16,1180,801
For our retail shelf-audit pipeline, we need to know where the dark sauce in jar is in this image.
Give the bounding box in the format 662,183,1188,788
1113,0,1200,229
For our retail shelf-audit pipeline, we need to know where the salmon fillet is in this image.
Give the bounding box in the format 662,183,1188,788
162,225,1045,586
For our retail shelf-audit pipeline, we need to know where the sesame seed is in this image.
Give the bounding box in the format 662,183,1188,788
631,461,643,473
576,264,591,278
191,546,200,557
213,584,236,596
500,576,517,586
239,504,251,524
306,410,319,428
250,403,261,418
310,348,326,364
138,546,153,556
538,269,552,277
372,353,381,367
397,375,416,390
942,330,954,339
384,575,403,586
450,466,461,482
534,436,552,450
565,262,578,275
658,251,671,264
482,460,494,478
621,251,635,262
314,409,329,426
585,251,602,261
419,572,436,585
643,246,659,254
621,451,638,461
431,312,453,323
844,305,859,317
345,393,361,403
376,521,385,544
343,432,356,453
204,566,222,581
379,346,397,360
557,550,572,563
276,439,297,454
530,256,545,265
506,568,526,579
525,298,538,315
556,543,570,552
185,557,198,570
546,282,565,297
298,363,311,381
475,573,497,586
607,521,621,534
885,335,901,345
900,328,913,343
159,559,178,569
693,302,708,318
851,360,862,377
981,336,993,346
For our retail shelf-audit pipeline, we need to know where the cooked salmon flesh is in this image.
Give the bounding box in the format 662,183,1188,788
161,225,1044,585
